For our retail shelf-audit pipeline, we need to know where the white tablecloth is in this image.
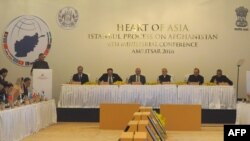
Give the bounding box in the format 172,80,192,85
178,85,236,109
0,99,57,141
58,84,236,109
59,84,177,108
236,102,250,124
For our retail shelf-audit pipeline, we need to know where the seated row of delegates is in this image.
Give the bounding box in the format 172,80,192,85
0,67,32,100
187,68,233,85
0,81,28,105
70,66,233,85
71,66,147,85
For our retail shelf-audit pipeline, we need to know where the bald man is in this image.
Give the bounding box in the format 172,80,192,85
187,68,204,85
158,68,172,83
128,68,146,85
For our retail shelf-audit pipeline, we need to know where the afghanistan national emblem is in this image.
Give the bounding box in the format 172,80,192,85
58,7,79,29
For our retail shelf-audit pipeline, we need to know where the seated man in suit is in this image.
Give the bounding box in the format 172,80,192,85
72,66,89,84
210,69,233,85
0,82,13,104
187,68,204,85
0,68,8,85
22,77,31,98
128,68,146,85
158,68,172,84
98,68,122,84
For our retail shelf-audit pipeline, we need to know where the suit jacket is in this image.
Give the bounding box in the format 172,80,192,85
98,73,122,83
22,84,29,97
210,75,233,85
0,75,6,85
158,75,171,83
31,60,49,73
72,73,89,84
187,74,204,85
128,75,146,85
0,89,8,103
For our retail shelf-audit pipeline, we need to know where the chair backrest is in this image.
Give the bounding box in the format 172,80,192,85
184,74,191,82
169,74,174,82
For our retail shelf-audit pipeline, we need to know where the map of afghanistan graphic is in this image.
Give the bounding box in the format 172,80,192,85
14,33,45,57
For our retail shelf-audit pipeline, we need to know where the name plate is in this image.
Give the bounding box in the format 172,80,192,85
100,82,110,85
69,81,81,85
132,82,142,85
188,82,200,85
162,82,171,85
218,82,229,86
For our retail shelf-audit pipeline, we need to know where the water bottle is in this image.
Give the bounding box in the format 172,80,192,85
41,91,45,101
19,94,23,104
3,94,6,103
28,92,32,99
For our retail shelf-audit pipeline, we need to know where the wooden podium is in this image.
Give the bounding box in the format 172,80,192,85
100,104,140,129
160,104,201,131
33,69,52,99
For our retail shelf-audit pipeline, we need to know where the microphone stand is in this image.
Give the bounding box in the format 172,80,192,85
236,64,240,102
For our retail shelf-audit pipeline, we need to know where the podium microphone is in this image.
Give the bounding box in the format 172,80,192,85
236,59,244,102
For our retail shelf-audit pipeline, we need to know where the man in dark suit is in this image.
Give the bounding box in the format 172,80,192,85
187,68,204,85
0,68,8,85
158,68,171,83
98,68,122,84
30,53,49,75
22,77,31,98
72,66,89,84
128,68,146,85
0,82,12,104
210,69,233,85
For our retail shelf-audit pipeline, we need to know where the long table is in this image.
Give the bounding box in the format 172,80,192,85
178,85,236,109
0,99,57,141
58,84,236,109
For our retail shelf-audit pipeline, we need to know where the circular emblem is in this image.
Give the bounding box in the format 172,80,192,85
57,7,79,29
2,15,52,66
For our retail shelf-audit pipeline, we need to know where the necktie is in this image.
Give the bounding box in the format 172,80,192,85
136,75,139,82
108,77,112,84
